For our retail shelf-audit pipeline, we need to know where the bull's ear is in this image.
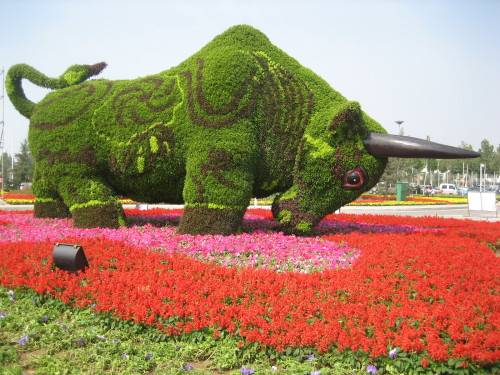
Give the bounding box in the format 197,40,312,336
329,101,363,138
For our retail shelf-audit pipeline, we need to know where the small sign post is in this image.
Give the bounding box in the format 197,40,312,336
467,191,497,217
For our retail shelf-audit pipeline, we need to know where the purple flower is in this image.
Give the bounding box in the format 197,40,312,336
0,212,360,273
367,364,378,374
121,353,129,360
310,371,321,375
306,354,315,361
145,352,153,360
182,363,194,371
241,367,255,375
0,311,6,319
389,347,398,359
271,366,278,372
18,335,29,346
39,315,49,323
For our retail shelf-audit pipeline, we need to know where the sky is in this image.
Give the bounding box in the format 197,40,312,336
1,0,499,156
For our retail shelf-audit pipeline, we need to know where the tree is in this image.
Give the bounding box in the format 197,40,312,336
12,139,34,189
479,139,494,168
494,144,500,174
0,152,14,190
378,139,492,190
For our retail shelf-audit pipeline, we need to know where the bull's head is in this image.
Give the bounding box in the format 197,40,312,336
272,101,479,234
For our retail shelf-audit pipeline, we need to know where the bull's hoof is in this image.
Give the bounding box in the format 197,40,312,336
34,199,71,219
71,201,126,228
271,198,319,236
178,205,244,235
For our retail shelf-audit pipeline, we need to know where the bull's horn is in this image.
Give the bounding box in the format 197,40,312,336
364,133,480,159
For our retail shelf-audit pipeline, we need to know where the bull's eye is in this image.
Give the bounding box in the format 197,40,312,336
342,166,367,190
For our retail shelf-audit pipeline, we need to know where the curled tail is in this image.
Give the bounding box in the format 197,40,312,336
6,62,107,118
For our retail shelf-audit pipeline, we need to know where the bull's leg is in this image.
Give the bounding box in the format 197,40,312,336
56,175,126,228
178,140,256,235
32,167,70,218
271,185,323,235
34,197,70,219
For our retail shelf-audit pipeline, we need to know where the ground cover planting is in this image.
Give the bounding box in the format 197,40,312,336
0,192,470,207
0,192,134,205
0,208,499,374
348,194,468,206
0,192,37,205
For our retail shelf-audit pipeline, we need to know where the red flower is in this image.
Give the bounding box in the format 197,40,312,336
421,357,430,368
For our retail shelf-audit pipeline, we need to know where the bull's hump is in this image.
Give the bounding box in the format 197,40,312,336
205,25,271,51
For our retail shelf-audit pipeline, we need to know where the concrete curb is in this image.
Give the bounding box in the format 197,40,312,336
1,202,498,221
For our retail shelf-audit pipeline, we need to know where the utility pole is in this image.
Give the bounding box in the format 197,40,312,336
480,164,485,192
437,160,440,186
0,67,5,195
395,121,404,182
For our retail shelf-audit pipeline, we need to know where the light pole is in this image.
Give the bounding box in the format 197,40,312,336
394,121,404,182
0,67,4,195
395,120,404,135
480,164,485,192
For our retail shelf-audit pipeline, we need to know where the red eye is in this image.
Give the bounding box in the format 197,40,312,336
343,166,367,190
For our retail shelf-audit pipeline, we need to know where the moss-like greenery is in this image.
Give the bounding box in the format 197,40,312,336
72,201,126,229
7,25,387,234
34,200,71,219
178,205,245,235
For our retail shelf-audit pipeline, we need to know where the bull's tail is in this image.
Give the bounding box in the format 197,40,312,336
6,62,107,119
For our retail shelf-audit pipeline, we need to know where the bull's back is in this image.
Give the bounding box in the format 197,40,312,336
29,80,115,173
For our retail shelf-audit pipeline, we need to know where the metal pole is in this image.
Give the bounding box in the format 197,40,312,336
0,67,4,195
466,164,469,187
437,160,440,186
480,164,485,192
394,121,404,182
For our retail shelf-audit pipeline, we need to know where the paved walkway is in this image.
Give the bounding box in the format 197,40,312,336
1,202,499,222
337,204,499,222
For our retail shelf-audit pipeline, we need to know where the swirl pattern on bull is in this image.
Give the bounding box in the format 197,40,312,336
31,81,113,130
180,58,259,128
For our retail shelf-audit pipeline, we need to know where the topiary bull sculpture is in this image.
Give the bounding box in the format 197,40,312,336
7,25,479,235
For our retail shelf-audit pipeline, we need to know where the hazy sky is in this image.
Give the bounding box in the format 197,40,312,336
1,0,499,155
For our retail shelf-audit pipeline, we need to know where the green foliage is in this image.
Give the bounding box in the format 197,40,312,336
8,24,390,234
11,139,33,189
378,138,500,189
0,152,14,190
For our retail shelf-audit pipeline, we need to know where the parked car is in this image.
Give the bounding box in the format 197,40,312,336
19,182,32,191
437,183,458,195
422,185,436,195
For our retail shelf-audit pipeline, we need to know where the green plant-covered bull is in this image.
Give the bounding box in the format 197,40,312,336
7,25,478,234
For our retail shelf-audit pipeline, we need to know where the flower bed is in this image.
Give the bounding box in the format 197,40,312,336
0,192,36,205
0,192,134,205
349,194,468,206
0,209,499,371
